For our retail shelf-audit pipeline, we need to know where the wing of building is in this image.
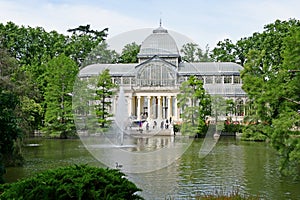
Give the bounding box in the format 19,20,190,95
79,25,247,124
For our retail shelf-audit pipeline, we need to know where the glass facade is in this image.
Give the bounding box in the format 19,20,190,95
137,63,177,86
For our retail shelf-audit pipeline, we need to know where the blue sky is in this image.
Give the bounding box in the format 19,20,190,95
1,0,300,50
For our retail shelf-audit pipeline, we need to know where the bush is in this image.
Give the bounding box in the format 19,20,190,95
223,123,242,134
241,124,267,141
0,164,143,200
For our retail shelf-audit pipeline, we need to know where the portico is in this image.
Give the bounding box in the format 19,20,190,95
129,94,178,121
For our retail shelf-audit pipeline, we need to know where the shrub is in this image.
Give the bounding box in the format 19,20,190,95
0,164,143,200
241,124,267,141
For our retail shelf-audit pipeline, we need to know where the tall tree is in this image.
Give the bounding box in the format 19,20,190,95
43,54,78,138
119,42,140,63
180,43,212,62
81,41,119,67
66,24,108,65
211,19,300,67
269,27,300,175
0,22,109,135
177,76,211,137
211,39,241,64
0,49,24,182
95,69,118,130
241,22,300,175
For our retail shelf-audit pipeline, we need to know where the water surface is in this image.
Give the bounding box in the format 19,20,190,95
4,137,300,199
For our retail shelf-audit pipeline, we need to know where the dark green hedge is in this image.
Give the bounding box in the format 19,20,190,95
0,164,143,200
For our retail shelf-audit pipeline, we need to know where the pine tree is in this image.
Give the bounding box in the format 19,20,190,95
43,54,78,138
177,76,211,137
95,69,118,130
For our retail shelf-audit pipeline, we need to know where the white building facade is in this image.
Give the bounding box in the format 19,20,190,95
79,26,247,124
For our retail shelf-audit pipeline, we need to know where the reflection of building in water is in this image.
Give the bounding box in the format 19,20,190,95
134,136,173,151
79,25,247,123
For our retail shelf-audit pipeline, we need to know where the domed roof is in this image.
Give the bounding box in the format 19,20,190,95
137,26,180,58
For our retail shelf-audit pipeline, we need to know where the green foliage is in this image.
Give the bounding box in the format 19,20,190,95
211,19,300,175
0,164,143,200
223,123,242,134
0,90,22,154
81,41,120,67
211,95,227,131
95,69,118,129
0,90,24,182
180,43,212,62
0,21,108,137
0,49,27,172
211,19,300,67
0,22,66,67
66,24,108,65
43,54,78,138
119,42,140,63
211,39,239,63
19,96,43,135
240,20,300,174
241,124,268,141
177,76,211,137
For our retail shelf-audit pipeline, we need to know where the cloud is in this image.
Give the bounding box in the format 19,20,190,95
0,0,152,36
1,0,300,49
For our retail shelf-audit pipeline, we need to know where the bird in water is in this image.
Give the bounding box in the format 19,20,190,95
115,162,123,169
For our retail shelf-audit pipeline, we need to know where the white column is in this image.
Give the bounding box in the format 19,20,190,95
113,96,117,114
174,96,178,120
162,96,165,119
157,96,161,119
128,96,132,117
137,96,141,120
167,96,171,120
147,96,151,120
243,98,246,117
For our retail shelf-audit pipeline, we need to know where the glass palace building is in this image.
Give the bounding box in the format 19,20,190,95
79,26,247,124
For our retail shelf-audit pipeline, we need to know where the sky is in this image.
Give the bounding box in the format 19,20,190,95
1,0,300,51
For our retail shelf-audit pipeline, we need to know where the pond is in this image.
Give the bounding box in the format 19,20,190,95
4,136,300,199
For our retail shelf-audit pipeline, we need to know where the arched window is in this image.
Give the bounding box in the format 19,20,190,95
137,62,177,86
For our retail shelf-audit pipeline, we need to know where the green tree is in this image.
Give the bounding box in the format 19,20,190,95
0,49,25,170
0,22,66,67
0,90,23,182
210,95,227,132
95,69,118,130
0,50,24,179
211,38,244,65
81,41,119,67
177,76,211,137
241,22,300,175
180,43,212,62
269,27,300,175
119,42,140,63
66,24,108,65
43,54,78,138
211,19,300,67
0,22,109,135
